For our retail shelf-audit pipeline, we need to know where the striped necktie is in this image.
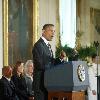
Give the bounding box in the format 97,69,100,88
47,43,53,57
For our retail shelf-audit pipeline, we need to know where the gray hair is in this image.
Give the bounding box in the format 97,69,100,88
24,60,33,74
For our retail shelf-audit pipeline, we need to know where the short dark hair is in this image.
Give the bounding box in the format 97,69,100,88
42,24,54,30
13,61,23,75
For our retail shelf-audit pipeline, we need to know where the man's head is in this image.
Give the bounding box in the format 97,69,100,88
92,54,97,63
2,66,12,78
42,24,55,41
60,50,67,61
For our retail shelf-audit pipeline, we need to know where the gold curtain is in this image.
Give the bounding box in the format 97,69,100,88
3,0,39,65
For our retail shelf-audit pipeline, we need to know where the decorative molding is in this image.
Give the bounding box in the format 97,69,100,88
33,0,39,44
3,0,8,65
3,0,39,65
56,0,60,47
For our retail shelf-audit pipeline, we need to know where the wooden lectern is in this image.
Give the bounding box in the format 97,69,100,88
48,91,85,100
44,61,89,100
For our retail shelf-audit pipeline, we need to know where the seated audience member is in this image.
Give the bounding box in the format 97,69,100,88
88,54,97,100
24,60,34,100
55,50,68,65
69,48,79,61
11,61,29,100
0,66,19,100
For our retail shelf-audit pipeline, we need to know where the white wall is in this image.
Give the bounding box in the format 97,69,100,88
89,0,100,44
39,0,57,56
0,0,3,77
39,0,100,49
80,0,100,47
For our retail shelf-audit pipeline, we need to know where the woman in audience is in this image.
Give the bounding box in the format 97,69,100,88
11,61,29,100
24,60,34,100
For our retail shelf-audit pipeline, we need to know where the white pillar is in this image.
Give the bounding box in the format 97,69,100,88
0,0,3,78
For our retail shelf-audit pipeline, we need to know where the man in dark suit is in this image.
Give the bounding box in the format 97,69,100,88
0,66,19,100
54,50,68,65
32,24,55,100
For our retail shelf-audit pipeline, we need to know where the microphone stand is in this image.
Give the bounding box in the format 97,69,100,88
94,41,99,100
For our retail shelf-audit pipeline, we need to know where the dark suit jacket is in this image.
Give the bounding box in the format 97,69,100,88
32,38,54,100
0,76,19,100
11,74,29,100
54,57,65,65
32,38,54,71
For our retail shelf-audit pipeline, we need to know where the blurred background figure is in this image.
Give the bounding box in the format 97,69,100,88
55,50,68,65
88,54,97,100
11,61,29,100
24,60,34,100
0,66,19,100
68,48,79,61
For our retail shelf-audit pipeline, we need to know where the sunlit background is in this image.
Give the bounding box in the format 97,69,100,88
59,0,76,48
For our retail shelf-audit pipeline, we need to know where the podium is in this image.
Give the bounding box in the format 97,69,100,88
44,61,89,100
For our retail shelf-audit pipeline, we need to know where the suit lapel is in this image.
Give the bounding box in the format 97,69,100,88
9,81,15,90
2,76,15,90
39,38,53,58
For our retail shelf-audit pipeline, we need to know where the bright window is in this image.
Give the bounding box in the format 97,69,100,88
59,0,76,48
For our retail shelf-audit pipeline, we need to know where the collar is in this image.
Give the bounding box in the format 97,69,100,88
59,58,64,62
3,76,11,82
41,36,49,46
26,74,33,81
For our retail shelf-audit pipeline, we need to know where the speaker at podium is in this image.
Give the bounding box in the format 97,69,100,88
44,61,89,100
